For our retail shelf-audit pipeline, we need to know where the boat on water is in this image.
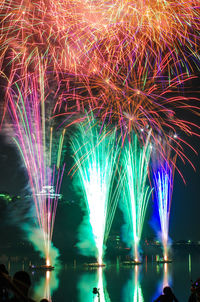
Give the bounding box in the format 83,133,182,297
156,259,172,264
83,262,106,268
29,264,55,271
122,260,142,265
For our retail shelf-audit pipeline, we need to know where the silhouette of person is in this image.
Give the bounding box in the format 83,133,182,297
0,264,10,300
9,271,32,302
154,286,178,302
188,278,200,302
188,286,200,302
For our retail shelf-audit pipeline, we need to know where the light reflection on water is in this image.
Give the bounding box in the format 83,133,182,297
32,269,60,302
4,252,200,302
152,263,172,301
122,266,144,302
77,267,111,302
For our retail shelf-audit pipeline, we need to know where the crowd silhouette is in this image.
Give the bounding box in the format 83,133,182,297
0,264,48,302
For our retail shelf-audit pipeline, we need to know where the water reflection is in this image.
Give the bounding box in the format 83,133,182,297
189,253,192,279
122,266,144,302
77,267,110,302
32,269,60,302
154,263,172,300
163,263,171,288
4,252,200,302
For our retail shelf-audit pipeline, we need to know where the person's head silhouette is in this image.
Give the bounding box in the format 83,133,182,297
163,286,173,296
0,264,8,275
12,271,31,298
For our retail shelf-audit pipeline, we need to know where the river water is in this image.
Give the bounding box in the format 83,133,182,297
4,250,200,302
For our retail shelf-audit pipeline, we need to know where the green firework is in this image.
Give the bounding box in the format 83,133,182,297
70,114,120,264
121,132,152,261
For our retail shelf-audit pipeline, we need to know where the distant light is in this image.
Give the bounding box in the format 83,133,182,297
173,133,178,139
35,186,62,199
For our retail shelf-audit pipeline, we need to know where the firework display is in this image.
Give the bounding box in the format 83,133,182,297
152,142,177,261
70,114,120,265
6,75,66,265
120,132,152,261
75,64,200,144
0,0,200,273
1,0,200,79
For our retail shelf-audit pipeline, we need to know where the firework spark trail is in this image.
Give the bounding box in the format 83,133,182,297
6,76,66,265
70,114,120,264
0,0,200,82
152,142,177,261
121,131,152,261
0,0,200,139
0,0,96,78
153,164,173,261
60,61,200,154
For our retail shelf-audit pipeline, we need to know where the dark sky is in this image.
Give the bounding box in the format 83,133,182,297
0,134,28,195
170,135,200,241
